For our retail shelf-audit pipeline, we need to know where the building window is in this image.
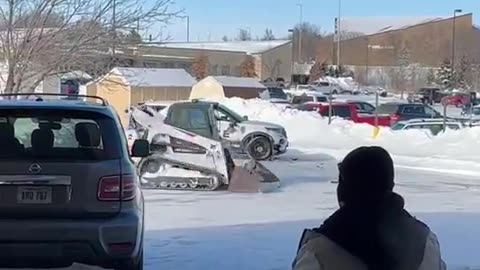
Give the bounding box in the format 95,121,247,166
209,64,218,75
221,65,230,75
234,66,241,76
144,61,158,68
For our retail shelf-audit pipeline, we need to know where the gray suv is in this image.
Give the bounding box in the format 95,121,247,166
0,94,149,270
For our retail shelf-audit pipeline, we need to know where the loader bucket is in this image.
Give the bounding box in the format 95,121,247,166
228,160,280,193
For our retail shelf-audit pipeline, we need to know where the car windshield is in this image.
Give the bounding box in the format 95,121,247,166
391,123,406,130
218,104,245,122
268,87,288,99
376,104,399,114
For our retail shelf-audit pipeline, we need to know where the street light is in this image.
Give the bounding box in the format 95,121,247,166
180,15,190,42
296,3,303,63
337,0,341,69
452,9,462,74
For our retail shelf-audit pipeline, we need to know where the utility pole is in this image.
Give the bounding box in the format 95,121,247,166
112,0,117,57
366,37,369,85
337,0,341,69
451,9,462,82
296,3,303,63
180,15,190,42
186,16,190,42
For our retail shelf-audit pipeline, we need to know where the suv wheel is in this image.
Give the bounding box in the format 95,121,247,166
115,249,143,270
246,136,272,161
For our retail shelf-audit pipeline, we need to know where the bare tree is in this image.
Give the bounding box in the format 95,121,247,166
236,29,251,41
291,22,323,63
0,0,181,93
261,28,275,41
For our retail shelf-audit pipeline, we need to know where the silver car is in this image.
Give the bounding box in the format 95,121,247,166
0,94,149,270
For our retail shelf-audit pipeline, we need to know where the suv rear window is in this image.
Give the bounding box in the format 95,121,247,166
0,109,121,161
376,104,399,114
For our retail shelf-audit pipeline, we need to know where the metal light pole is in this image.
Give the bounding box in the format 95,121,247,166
329,0,341,124
451,9,462,77
296,3,303,63
181,15,190,42
365,37,369,85
288,29,295,84
337,0,341,68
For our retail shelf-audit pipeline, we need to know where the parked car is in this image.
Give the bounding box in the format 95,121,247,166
294,102,391,126
290,92,332,106
375,102,442,125
462,104,480,116
441,93,470,107
0,93,147,270
259,87,289,103
410,87,449,104
311,81,341,94
168,100,289,160
346,101,376,114
392,118,463,136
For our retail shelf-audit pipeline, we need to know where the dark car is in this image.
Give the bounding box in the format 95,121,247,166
376,102,442,124
414,88,449,105
0,93,147,270
346,101,376,114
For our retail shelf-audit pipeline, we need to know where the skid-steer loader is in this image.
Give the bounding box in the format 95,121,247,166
130,103,281,193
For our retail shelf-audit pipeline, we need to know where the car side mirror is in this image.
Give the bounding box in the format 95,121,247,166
131,139,150,157
243,115,249,121
229,122,236,128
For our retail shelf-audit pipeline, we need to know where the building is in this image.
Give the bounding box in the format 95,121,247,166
318,14,480,67
190,76,266,100
87,67,196,125
316,13,480,89
129,40,292,81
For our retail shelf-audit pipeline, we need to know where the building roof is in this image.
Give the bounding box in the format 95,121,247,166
210,76,266,89
112,67,196,87
340,15,467,36
144,40,291,54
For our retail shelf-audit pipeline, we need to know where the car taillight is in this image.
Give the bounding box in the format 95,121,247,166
97,175,136,201
390,114,400,121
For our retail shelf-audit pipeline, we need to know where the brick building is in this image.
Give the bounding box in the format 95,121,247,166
317,14,480,68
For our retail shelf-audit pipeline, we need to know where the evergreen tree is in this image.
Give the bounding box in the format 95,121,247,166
327,66,336,77
320,62,328,76
222,35,229,42
456,55,470,90
426,69,436,85
436,58,455,89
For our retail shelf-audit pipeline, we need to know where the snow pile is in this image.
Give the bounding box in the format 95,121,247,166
322,76,359,91
209,97,480,162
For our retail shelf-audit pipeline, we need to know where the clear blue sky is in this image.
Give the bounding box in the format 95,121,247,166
150,0,479,42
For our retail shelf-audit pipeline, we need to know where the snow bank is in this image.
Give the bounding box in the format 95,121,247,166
322,76,358,91
209,97,480,162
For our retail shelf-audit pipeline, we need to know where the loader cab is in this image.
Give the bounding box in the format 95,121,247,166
165,102,221,141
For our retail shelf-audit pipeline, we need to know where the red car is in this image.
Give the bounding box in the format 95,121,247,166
441,93,470,107
294,102,391,126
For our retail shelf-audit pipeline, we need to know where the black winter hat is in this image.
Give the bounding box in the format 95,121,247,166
337,146,395,205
